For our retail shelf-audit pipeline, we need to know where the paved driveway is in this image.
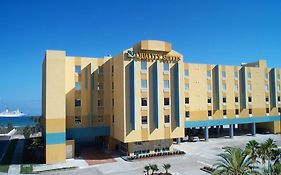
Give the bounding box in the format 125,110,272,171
42,134,281,175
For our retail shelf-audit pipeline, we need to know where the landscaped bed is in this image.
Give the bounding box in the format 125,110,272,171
0,139,18,173
125,150,185,161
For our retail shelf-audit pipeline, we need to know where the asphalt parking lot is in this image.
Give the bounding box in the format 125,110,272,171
42,134,281,175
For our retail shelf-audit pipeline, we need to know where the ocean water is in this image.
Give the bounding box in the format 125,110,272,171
0,116,39,127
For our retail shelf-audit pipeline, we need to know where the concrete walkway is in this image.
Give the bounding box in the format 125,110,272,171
7,138,25,175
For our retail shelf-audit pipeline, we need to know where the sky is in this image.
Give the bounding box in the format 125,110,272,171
0,0,280,115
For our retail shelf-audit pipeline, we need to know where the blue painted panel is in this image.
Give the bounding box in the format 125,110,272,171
214,65,220,110
66,127,110,140
270,69,276,108
130,61,136,130
185,116,281,128
240,67,247,108
46,132,66,145
89,68,94,127
153,62,159,128
174,63,180,127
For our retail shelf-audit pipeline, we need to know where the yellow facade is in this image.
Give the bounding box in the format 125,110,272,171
42,40,281,163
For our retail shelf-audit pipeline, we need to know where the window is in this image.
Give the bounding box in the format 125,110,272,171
208,110,212,117
112,82,114,90
97,115,103,122
234,84,238,92
141,116,148,125
278,108,281,113
247,72,251,79
164,98,169,106
164,115,170,123
223,110,227,116
248,97,252,103
185,97,189,104
75,82,81,90
265,84,269,92
185,83,189,92
249,109,252,115
278,96,281,102
223,97,226,103
265,73,268,80
235,109,239,115
207,84,211,92
207,97,212,104
112,115,114,123
222,84,226,92
222,71,226,80
112,99,114,106
164,80,169,89
141,79,147,89
266,108,270,114
75,65,81,74
112,65,114,73
207,70,211,79
75,116,81,126
97,99,103,107
248,83,252,92
97,82,103,90
75,99,81,107
141,98,147,106
185,111,190,118
184,69,189,78
98,66,103,75
234,72,238,79
235,97,239,103
265,96,269,102
141,61,147,71
163,63,169,72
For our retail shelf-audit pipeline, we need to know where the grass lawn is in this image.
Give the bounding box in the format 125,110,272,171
20,164,33,174
0,139,18,173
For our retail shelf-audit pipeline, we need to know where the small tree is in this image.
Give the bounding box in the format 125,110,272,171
7,123,13,132
23,125,32,139
149,164,159,175
163,163,171,174
143,165,150,175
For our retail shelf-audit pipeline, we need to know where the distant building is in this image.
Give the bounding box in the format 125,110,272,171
42,40,281,163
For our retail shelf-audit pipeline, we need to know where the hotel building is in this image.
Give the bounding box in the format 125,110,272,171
42,40,281,163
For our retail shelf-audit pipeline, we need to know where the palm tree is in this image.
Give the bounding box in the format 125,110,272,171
143,165,150,175
149,164,159,175
257,138,277,174
163,163,171,174
272,148,281,175
212,147,259,175
245,140,260,171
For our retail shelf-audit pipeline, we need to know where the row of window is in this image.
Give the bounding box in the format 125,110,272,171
75,95,281,108
141,115,170,125
185,107,281,118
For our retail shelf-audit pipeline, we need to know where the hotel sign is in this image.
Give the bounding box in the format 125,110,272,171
127,50,180,62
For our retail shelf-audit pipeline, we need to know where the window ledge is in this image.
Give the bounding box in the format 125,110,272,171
208,117,212,120
163,89,170,92
140,70,147,74
163,71,169,75
164,106,170,110
141,106,148,110
164,123,170,128
141,124,148,128
141,88,147,92
223,116,227,119
235,115,239,118
249,114,253,117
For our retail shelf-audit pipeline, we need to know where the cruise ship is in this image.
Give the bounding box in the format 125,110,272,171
0,109,27,117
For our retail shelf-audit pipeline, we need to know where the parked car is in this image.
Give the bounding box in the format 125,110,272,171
256,128,271,134
181,136,189,142
188,136,200,142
